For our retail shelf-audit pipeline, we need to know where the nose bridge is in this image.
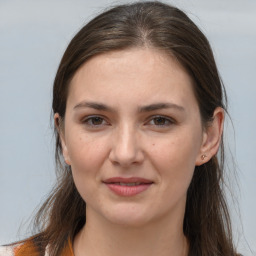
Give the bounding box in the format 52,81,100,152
110,121,143,166
118,122,136,152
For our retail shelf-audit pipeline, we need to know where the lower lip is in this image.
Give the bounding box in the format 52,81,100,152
105,183,152,196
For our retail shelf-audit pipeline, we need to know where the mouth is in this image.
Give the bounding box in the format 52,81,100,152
103,177,153,196
110,182,145,186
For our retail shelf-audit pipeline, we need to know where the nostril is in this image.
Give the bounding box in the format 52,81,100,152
109,148,144,167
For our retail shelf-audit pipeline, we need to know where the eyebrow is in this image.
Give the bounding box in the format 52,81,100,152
138,103,185,112
73,101,185,112
74,101,114,112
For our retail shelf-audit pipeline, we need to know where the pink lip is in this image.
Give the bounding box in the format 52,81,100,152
103,177,153,197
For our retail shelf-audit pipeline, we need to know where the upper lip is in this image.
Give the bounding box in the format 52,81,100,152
103,177,153,184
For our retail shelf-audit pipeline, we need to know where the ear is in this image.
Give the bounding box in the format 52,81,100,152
54,113,71,165
195,107,224,166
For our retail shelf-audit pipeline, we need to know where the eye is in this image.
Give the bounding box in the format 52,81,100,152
147,116,175,127
83,116,108,127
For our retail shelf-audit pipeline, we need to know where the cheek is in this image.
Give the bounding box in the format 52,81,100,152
66,134,109,186
66,135,110,203
148,130,201,186
67,131,109,169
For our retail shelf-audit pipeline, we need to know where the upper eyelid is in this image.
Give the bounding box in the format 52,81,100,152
82,115,109,125
82,114,107,120
146,115,176,123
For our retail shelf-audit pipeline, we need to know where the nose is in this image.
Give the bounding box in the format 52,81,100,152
109,124,144,167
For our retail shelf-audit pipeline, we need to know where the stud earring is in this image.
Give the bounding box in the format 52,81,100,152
201,154,207,160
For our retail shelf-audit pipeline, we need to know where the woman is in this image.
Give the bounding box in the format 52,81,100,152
0,1,240,255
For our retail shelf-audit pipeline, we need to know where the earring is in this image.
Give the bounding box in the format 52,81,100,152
201,154,207,160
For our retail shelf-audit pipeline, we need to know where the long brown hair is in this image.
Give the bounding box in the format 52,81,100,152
28,1,239,255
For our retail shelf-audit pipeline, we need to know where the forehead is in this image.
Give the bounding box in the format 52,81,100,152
67,48,197,111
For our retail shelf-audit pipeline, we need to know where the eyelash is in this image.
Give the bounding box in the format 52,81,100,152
82,116,109,127
146,115,175,127
82,115,175,128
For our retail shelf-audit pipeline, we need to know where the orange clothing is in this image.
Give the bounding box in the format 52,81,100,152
0,238,74,256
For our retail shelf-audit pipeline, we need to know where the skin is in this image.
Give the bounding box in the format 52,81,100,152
55,48,224,256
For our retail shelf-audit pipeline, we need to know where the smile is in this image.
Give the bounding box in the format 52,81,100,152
114,182,141,186
103,177,153,196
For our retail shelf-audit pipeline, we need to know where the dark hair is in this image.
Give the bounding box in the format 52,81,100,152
28,1,238,255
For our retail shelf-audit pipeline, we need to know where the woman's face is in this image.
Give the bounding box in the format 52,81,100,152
59,48,208,227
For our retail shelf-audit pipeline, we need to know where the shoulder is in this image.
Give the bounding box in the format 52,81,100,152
0,245,14,256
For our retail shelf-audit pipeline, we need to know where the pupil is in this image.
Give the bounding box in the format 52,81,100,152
92,117,102,125
155,117,165,125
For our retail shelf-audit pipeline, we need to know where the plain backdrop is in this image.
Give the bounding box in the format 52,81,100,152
0,0,255,255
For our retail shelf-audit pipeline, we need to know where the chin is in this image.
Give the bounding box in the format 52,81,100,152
108,214,150,228
100,204,154,228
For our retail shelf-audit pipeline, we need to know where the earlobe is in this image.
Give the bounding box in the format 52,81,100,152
196,107,224,166
54,113,71,166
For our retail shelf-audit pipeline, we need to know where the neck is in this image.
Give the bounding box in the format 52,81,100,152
74,207,188,256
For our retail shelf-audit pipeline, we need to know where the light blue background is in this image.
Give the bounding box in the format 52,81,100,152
0,0,255,255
